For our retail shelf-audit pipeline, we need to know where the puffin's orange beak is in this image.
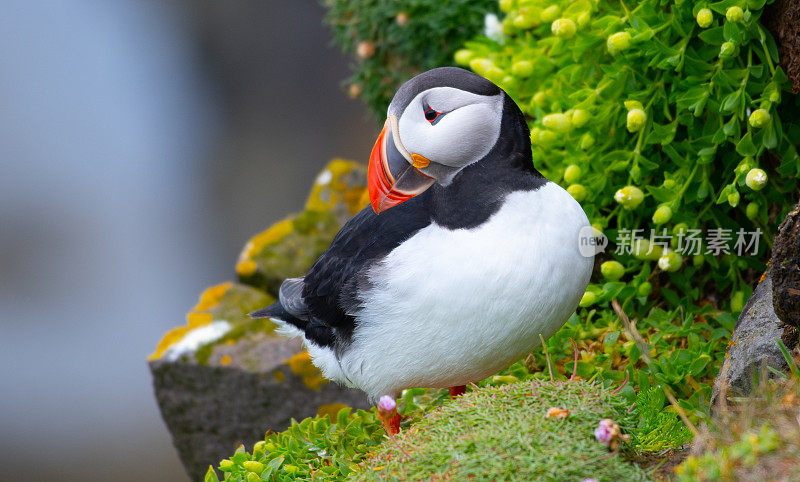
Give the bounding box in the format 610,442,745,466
368,118,435,214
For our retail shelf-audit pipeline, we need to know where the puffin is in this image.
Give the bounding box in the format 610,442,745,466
251,67,593,419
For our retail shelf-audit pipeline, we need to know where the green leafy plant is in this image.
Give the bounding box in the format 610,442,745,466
452,0,799,425
207,408,385,481
323,0,498,119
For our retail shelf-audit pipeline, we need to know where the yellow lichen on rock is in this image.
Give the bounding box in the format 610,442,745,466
238,219,295,267
193,282,233,312
235,259,257,276
148,282,272,361
286,350,327,390
148,326,191,361
235,160,367,296
304,159,368,215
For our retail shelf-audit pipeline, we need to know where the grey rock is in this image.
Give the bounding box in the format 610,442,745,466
150,334,368,481
711,272,788,407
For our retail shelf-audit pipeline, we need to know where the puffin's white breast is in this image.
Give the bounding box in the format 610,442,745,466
313,182,593,398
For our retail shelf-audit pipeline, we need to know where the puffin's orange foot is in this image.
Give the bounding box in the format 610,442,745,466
377,396,400,436
449,385,466,397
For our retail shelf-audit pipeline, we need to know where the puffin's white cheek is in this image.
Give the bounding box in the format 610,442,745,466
400,104,501,168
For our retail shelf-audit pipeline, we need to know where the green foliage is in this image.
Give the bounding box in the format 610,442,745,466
459,0,798,311
453,0,799,428
633,386,692,450
323,0,498,119
209,408,385,481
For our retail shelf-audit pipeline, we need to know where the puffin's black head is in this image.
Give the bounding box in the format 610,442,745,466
368,67,532,214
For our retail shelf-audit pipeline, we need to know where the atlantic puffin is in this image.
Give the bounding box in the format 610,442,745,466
252,67,593,410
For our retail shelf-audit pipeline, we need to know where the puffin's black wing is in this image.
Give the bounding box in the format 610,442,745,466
251,194,432,348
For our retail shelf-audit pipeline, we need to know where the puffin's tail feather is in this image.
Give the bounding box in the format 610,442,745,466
249,301,305,338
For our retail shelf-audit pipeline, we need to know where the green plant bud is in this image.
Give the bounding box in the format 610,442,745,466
253,441,266,455
567,184,587,201
579,291,597,307
638,281,653,297
551,18,577,38
499,0,515,13
564,164,582,183
243,461,264,474
727,191,740,207
607,31,632,54
693,254,705,267
652,205,673,225
511,60,534,77
532,91,547,107
719,41,736,58
540,5,561,23
748,109,771,128
746,202,760,220
577,11,591,27
663,179,676,189
736,157,753,175
220,460,234,469
501,76,517,89
580,133,595,150
745,168,768,190
454,49,474,66
626,108,647,132
502,16,518,35
491,374,519,384
614,185,644,209
543,113,571,132
726,6,744,22
624,100,644,111
570,109,590,127
531,127,557,147
601,260,625,281
658,251,683,272
469,58,493,76
264,442,277,452
513,8,539,29
673,223,689,235
633,239,663,260
484,66,505,83
696,8,713,28
731,290,745,312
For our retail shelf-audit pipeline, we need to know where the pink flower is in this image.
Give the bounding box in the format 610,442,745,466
377,395,396,416
594,418,616,445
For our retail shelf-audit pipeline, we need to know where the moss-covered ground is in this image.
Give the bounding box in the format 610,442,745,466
359,380,648,481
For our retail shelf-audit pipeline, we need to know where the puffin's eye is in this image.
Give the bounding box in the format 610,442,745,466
423,103,444,125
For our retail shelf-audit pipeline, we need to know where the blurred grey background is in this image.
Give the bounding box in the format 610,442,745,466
0,1,374,480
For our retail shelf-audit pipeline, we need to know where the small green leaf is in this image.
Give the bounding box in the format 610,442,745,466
736,132,757,156
205,467,221,482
